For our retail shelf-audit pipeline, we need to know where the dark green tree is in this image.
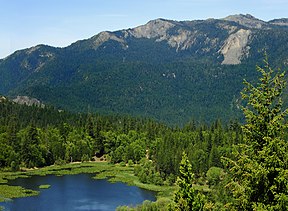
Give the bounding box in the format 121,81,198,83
18,126,44,167
225,57,288,210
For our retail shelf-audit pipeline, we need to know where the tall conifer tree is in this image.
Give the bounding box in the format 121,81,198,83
173,152,205,210
225,56,288,210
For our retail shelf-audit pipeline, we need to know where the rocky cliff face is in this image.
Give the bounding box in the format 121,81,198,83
12,96,44,107
129,18,175,39
0,96,7,103
220,29,251,65
90,31,128,50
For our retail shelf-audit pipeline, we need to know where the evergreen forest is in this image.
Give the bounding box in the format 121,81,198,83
1,58,288,210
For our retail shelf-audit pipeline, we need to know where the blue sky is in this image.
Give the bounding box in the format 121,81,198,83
0,0,287,58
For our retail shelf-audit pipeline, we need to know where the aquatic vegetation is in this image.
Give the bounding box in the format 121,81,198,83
0,185,38,202
39,184,51,189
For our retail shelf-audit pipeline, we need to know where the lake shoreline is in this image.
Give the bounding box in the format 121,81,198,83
0,162,175,206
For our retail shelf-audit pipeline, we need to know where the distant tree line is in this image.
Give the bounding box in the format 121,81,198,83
0,97,239,178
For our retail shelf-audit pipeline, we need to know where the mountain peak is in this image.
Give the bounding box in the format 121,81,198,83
130,18,175,39
224,14,257,21
223,14,267,29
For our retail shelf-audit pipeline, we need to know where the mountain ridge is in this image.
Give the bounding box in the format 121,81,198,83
1,14,288,125
2,14,287,59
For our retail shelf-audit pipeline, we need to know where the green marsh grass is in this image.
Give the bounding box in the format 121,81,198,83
39,184,51,189
0,185,38,202
0,162,175,204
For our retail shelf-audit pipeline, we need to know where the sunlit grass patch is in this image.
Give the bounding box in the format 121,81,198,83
0,185,39,202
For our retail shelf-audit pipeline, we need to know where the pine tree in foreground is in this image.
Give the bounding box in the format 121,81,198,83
172,152,205,210
224,56,288,210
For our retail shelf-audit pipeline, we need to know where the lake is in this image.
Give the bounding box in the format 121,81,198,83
0,174,156,211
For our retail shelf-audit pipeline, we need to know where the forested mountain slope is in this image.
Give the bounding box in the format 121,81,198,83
1,14,288,125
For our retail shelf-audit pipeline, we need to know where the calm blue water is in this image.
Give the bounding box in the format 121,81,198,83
0,174,156,211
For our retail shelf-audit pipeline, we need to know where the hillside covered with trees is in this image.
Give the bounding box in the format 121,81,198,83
1,15,288,125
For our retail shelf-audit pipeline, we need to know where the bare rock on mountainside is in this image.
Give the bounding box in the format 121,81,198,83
13,96,44,108
130,18,175,39
67,14,287,65
220,29,251,65
0,96,7,102
91,31,128,50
